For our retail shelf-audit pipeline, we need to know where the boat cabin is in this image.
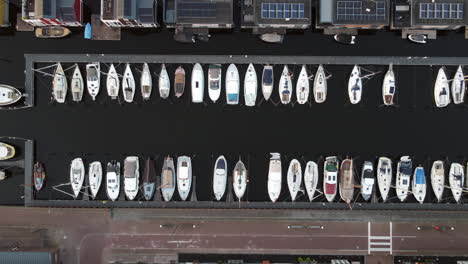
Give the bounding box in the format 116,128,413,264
21,0,83,27
101,0,158,28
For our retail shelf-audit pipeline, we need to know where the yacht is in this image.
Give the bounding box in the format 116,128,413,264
161,156,176,202
177,156,192,201
86,62,100,101
382,64,396,106
70,65,83,102
449,163,464,203
142,158,156,201
213,155,227,201
124,156,139,201
233,159,248,200
304,161,318,201
361,161,375,201
412,166,426,204
106,63,119,99
396,156,412,202
0,142,14,160
339,158,354,203
313,65,327,103
208,64,222,102
70,158,85,198
106,160,120,201
122,63,135,103
262,65,274,101
268,153,282,202
287,159,302,201
451,65,465,104
226,63,240,105
296,65,309,104
88,161,102,200
377,157,392,202
434,67,450,107
159,64,170,99
141,63,152,100
174,66,186,98
279,65,292,104
52,63,67,103
348,65,362,104
244,63,258,106
324,156,339,202
431,160,445,202
191,63,204,103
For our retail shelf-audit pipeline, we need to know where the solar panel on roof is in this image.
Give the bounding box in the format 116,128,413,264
335,0,386,22
177,1,217,18
260,2,307,20
419,3,463,20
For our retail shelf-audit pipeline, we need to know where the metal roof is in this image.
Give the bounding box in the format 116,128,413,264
412,0,466,26
173,0,233,25
0,252,53,264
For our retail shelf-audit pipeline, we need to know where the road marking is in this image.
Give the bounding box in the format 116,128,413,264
368,222,392,255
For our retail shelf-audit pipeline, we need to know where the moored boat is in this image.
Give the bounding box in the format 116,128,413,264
70,158,85,198
348,65,362,104
0,85,22,106
434,67,450,107
431,160,445,202
377,157,392,202
141,63,152,100
339,158,354,203
304,161,318,201
313,65,327,103
88,161,102,200
161,156,176,202
287,159,302,201
213,155,227,201
106,160,120,201
177,156,192,201
226,64,240,105
106,64,119,99
451,65,465,104
268,153,282,202
361,161,375,201
174,66,186,98
143,158,156,201
412,166,426,204
262,65,274,101
449,163,464,203
396,156,412,202
122,63,135,103
70,65,84,102
324,156,339,202
233,159,248,200
244,63,258,106
124,156,139,201
191,63,204,103
86,62,100,101
159,64,170,99
382,64,396,106
33,162,46,192
52,63,67,103
279,65,292,104
35,26,71,38
208,64,222,103
296,65,310,104
0,142,14,160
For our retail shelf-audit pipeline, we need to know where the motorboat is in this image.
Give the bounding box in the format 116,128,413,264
279,65,292,104
348,65,362,104
412,166,426,204
86,62,100,101
70,65,84,102
226,63,240,105
449,163,464,203
304,161,318,201
262,65,274,101
141,63,152,100
177,156,192,201
382,64,396,106
0,142,14,160
174,66,186,98
377,157,392,202
208,64,222,103
296,65,309,104
106,64,119,99
142,158,156,201
70,158,85,198
35,26,71,38
451,65,465,104
0,85,22,106
431,160,445,202
161,156,176,202
191,63,204,103
408,34,427,44
106,160,120,201
434,67,450,107
213,155,227,201
396,156,412,202
124,156,140,201
361,161,375,201
33,162,46,191
88,161,102,200
233,159,248,200
313,65,327,103
52,63,67,103
84,23,91,40
334,34,356,45
268,153,282,202
287,159,302,201
260,33,283,43
159,64,170,99
244,63,258,107
324,156,339,202
339,158,354,203
122,63,135,103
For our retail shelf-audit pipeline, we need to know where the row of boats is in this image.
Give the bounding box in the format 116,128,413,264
433,66,466,107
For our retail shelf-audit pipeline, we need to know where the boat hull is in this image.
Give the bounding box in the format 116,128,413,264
191,63,204,103
348,65,362,104
313,65,327,103
89,161,102,199
161,157,176,202
431,160,445,202
244,64,258,107
213,155,227,201
268,153,282,202
279,65,292,104
377,157,392,202
141,63,153,100
296,65,309,104
159,64,170,99
262,66,274,101
177,156,192,201
382,65,396,106
70,158,85,198
86,63,100,101
233,160,248,200
434,67,450,107
226,64,240,105
304,161,318,201
0,85,22,106
287,159,302,201
71,66,84,102
122,64,135,103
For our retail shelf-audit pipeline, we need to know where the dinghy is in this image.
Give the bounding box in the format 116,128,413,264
208,64,222,103
0,85,22,106
348,65,362,104
396,156,412,202
0,142,14,160
191,63,204,103
177,156,192,201
268,153,282,202
122,64,135,103
70,158,85,198
70,65,84,102
324,156,339,202
361,161,375,201
34,162,46,192
52,63,67,103
86,62,100,101
226,63,240,105
141,63,152,100
213,155,227,201
449,163,464,203
377,157,392,202
296,65,310,104
431,160,445,202
339,158,354,203
451,65,465,104
161,156,176,202
106,160,120,201
287,159,302,201
434,67,450,107
279,65,292,104
124,156,139,201
244,63,258,106
262,65,274,101
233,159,248,200
174,66,186,98
106,63,119,99
382,64,396,106
412,166,426,204
304,161,318,201
159,64,170,99
313,65,327,103
143,158,156,201
88,161,102,200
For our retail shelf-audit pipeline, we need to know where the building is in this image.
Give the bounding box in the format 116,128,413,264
101,0,158,28
0,249,59,264
21,0,83,27
0,0,10,27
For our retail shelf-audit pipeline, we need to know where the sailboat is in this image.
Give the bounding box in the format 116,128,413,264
226,63,240,105
142,158,157,201
70,65,83,102
324,156,339,202
304,161,318,201
52,63,67,103
268,153,282,202
262,65,274,101
124,156,139,201
174,66,186,98
106,63,119,99
161,156,176,202
191,63,204,103
141,63,152,100
106,160,120,201
313,65,327,103
177,156,192,201
233,159,248,200
449,163,464,203
396,156,412,202
361,161,375,201
213,155,227,201
377,157,392,202
412,166,426,204
244,63,258,106
88,161,102,200
434,67,450,107
451,65,465,104
86,62,100,101
431,160,445,202
348,65,362,104
159,64,170,99
122,64,135,103
0,85,22,106
208,64,222,103
339,158,354,203
70,158,85,198
287,159,302,201
279,65,292,104
296,65,309,104
382,64,396,106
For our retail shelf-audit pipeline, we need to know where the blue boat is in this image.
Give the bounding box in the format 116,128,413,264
84,23,92,40
412,166,426,204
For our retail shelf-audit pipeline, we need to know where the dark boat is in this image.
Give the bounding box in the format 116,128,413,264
35,26,71,38
143,158,157,201
33,162,46,191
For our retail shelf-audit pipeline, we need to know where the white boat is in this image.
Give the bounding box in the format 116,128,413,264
70,65,83,102
141,63,152,100
361,161,375,201
287,159,302,201
106,64,119,99
268,153,282,202
208,64,222,103
122,64,135,103
279,65,292,104
0,85,22,106
323,156,339,202
88,161,102,199
191,63,204,103
449,163,464,203
52,63,67,103
434,67,450,107
396,156,412,202
161,156,176,202
412,166,426,204
106,160,120,201
382,64,396,106
159,64,170,99
70,158,85,198
86,62,100,101
313,65,327,103
226,63,240,105
348,65,362,104
377,157,392,202
262,65,274,101
124,156,139,201
233,159,248,200
304,161,318,201
244,63,258,106
451,65,465,104
431,160,445,202
213,155,227,201
296,65,309,104
177,156,192,201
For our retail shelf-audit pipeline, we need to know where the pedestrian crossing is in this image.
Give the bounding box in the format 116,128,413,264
368,222,392,255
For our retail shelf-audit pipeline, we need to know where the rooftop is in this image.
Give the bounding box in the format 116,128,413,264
102,0,157,23
319,0,389,26
165,0,233,26
412,0,466,26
